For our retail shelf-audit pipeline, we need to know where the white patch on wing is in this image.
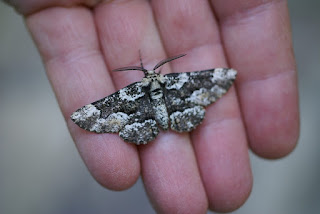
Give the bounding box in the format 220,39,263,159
103,112,130,132
171,97,183,106
122,120,151,133
71,104,100,122
186,85,227,106
210,85,226,98
88,112,130,133
211,68,237,83
169,106,205,131
166,73,189,90
186,88,211,106
226,69,237,79
71,104,130,133
119,84,145,101
119,119,159,145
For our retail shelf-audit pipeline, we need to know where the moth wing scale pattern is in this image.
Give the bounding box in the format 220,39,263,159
70,53,237,145
70,82,159,144
119,119,159,145
164,68,237,132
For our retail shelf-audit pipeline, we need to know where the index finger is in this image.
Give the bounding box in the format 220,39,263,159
26,7,141,190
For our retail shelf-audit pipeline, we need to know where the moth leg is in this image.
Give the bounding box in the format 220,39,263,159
119,119,159,145
170,106,205,132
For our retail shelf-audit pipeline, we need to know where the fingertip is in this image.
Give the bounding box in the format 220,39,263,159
240,71,300,159
194,118,253,213
250,119,299,159
73,131,141,191
207,173,253,212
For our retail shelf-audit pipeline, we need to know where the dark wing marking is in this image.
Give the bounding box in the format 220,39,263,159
70,82,156,137
164,68,237,132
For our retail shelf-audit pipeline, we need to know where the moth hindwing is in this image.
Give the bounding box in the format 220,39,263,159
71,54,237,145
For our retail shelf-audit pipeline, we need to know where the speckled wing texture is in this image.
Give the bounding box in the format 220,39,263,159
71,82,159,145
71,68,236,145
164,68,237,132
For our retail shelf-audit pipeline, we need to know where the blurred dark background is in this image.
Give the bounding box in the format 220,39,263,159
1,1,319,213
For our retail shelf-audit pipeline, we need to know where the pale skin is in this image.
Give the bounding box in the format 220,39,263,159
6,0,299,213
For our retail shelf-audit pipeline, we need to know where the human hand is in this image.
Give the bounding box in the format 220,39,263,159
7,0,299,213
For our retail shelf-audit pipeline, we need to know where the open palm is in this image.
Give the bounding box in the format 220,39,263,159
7,0,299,213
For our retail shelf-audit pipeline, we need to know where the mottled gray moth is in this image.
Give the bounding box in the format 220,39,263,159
71,54,237,145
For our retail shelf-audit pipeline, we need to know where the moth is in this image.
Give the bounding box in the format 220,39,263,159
71,54,237,145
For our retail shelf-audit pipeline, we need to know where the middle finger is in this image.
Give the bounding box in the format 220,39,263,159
151,0,252,211
94,1,207,213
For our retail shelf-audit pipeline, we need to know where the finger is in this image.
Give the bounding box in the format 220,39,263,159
26,7,140,190
94,1,208,213
151,0,252,212
5,0,101,15
212,0,299,158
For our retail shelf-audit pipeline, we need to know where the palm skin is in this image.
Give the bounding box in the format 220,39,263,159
5,0,299,213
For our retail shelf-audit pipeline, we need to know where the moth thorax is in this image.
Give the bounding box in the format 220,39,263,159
150,81,163,100
146,70,156,75
149,80,169,130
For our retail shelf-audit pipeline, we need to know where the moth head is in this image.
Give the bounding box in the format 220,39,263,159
112,54,186,77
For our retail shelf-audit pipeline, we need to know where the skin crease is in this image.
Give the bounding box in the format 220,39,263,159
6,0,299,213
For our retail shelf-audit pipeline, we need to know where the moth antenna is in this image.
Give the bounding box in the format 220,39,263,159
113,66,147,73
112,51,149,75
153,54,186,71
